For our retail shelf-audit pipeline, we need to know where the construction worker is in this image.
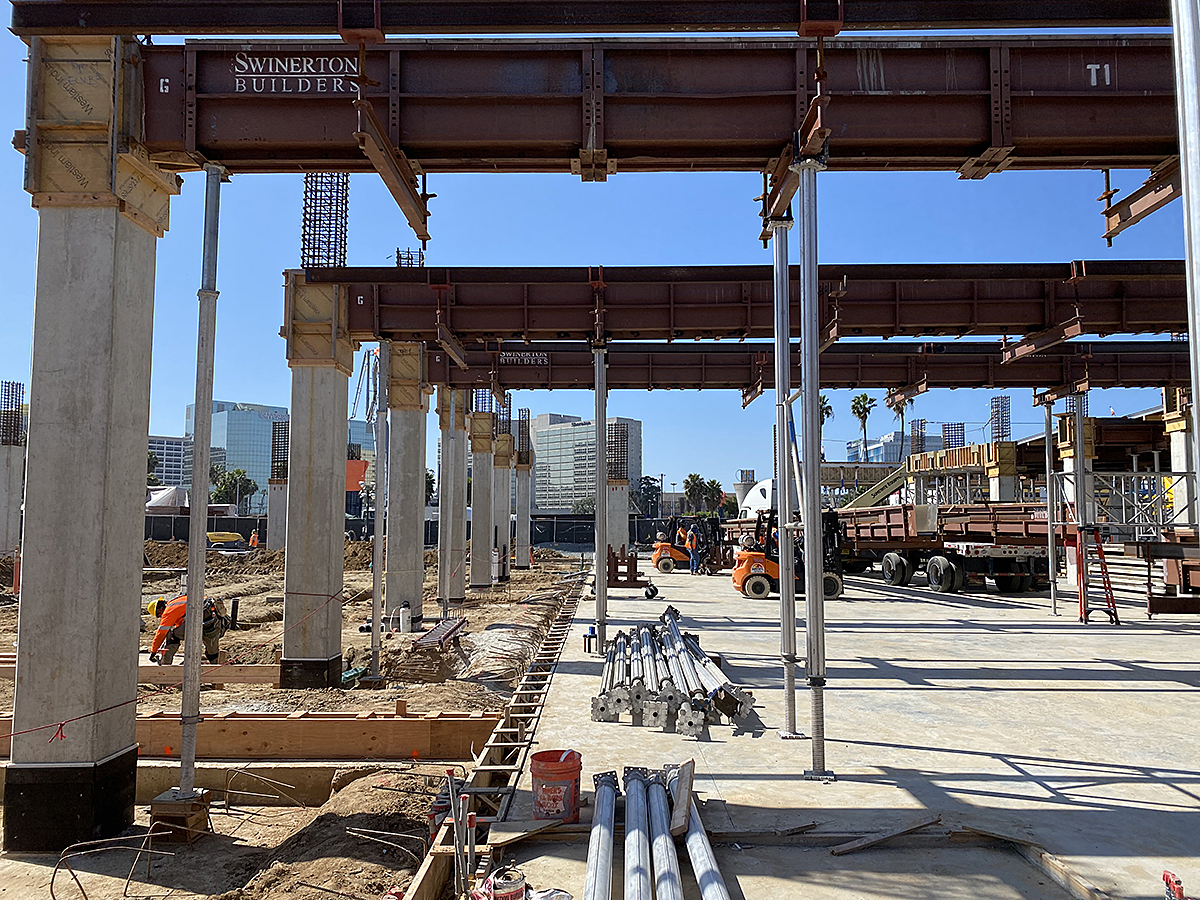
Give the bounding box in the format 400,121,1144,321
686,524,701,575
148,595,230,665
249,529,259,549
675,521,688,547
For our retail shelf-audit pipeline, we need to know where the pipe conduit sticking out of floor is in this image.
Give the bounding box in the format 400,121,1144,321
583,772,619,900
647,773,685,900
623,769,653,900
666,768,732,900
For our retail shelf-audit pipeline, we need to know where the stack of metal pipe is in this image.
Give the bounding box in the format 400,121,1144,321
583,765,731,900
590,607,754,737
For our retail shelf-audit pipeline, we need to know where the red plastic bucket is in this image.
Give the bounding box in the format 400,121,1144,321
530,749,582,823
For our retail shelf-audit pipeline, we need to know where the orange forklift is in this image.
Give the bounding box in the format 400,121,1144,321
731,510,844,599
651,516,728,575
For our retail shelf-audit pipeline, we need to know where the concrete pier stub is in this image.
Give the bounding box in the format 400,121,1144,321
469,410,496,589
514,463,532,569
281,272,356,687
449,391,469,601
4,36,181,852
1169,423,1196,523
1057,414,1096,583
493,433,513,582
606,480,630,554
436,388,456,608
0,444,24,554
386,342,428,627
267,480,288,549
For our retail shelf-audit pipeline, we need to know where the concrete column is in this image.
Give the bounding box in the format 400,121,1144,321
1170,428,1196,522
436,388,456,608
469,410,495,589
281,366,349,686
449,391,469,601
494,433,513,582
514,463,532,568
266,480,288,550
385,405,426,625
5,206,157,849
0,444,24,554
606,480,630,554
988,475,1018,501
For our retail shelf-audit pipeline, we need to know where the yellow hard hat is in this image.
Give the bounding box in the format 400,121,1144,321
148,598,166,617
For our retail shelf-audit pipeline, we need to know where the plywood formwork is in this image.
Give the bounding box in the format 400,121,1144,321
0,711,500,760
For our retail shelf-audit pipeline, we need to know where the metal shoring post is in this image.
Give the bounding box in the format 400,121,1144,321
795,156,833,778
1073,393,1090,620
769,209,801,740
179,162,224,797
370,341,389,679
594,344,608,648
1045,400,1060,616
1170,0,1200,491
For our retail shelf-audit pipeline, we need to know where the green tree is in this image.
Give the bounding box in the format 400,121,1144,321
850,393,877,457
426,468,436,505
682,473,706,513
703,478,724,512
572,496,596,515
636,476,661,517
210,466,259,514
147,450,161,486
721,495,739,517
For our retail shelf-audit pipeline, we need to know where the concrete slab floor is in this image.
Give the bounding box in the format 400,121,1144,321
511,570,1200,900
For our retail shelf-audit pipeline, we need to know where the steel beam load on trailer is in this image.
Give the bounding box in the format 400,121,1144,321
319,260,1187,344
8,1,1173,37
133,37,1177,177
419,340,1189,392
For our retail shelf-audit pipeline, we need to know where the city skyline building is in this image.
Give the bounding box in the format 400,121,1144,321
847,429,944,464
148,435,186,486
184,400,290,514
531,414,643,514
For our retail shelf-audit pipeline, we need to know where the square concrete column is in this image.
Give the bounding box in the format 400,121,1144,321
988,475,1018,501
385,342,429,626
513,463,532,569
0,444,24,554
494,433,513,582
470,411,496,590
5,206,158,850
4,36,181,850
436,388,456,608
280,272,355,687
449,391,469,602
267,480,288,550
1170,429,1196,522
607,480,630,554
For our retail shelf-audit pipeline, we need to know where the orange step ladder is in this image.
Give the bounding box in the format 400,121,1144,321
1079,527,1121,625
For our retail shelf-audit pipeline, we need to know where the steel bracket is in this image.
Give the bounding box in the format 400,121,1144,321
798,0,843,36
353,98,430,242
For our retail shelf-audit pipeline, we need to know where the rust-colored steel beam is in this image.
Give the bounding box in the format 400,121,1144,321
317,260,1186,344
140,37,1177,176
9,1,1171,37
421,340,1189,391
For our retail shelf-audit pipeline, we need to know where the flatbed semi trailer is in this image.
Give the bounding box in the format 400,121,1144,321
839,502,1062,594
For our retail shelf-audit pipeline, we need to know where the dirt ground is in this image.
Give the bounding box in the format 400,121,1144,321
0,541,579,716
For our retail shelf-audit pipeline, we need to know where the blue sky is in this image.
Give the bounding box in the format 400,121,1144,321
0,28,1186,491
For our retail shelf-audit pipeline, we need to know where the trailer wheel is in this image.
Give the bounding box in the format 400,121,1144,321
993,574,1020,593
881,552,909,586
822,572,844,599
927,556,956,593
950,559,966,592
657,556,676,574
843,560,871,574
743,574,772,599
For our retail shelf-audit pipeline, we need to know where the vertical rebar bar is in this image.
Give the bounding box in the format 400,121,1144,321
770,212,798,737
180,162,223,797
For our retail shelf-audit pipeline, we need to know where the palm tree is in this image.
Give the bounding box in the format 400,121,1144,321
682,473,706,513
850,394,877,459
704,478,724,511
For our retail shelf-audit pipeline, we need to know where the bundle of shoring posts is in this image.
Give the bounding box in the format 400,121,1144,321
590,606,755,737
583,766,732,900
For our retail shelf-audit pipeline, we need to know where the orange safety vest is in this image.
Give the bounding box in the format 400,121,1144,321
686,531,698,550
249,532,259,548
151,595,188,653
676,527,687,544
